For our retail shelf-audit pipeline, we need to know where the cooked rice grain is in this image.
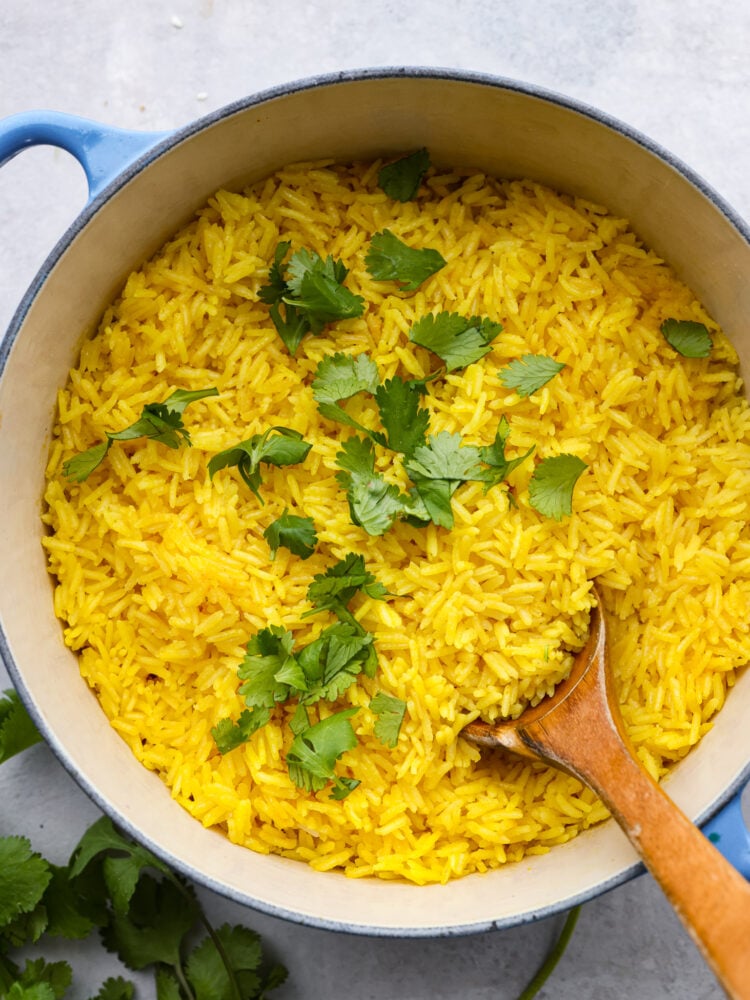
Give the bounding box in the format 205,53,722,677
43,162,750,884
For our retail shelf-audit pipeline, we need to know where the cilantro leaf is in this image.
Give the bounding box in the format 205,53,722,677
257,241,292,306
208,426,311,502
100,875,197,970
68,816,171,897
305,552,389,615
335,436,409,536
89,977,134,1000
296,623,373,704
155,969,182,1000
61,440,111,483
263,510,317,560
42,864,96,940
312,352,380,404
185,923,269,1000
0,837,51,931
528,454,587,520
498,354,565,396
365,230,446,291
311,352,384,443
63,387,218,482
259,243,364,351
0,689,42,764
236,626,299,710
377,149,431,202
286,709,359,798
370,693,406,748
409,312,502,371
212,708,272,754
11,959,71,999
478,416,535,491
660,318,712,358
374,376,430,456
405,432,484,529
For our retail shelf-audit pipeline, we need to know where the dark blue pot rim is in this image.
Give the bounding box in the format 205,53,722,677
1,65,748,936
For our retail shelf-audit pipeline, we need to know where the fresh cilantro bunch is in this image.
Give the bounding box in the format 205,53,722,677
258,242,365,354
0,692,285,999
312,351,535,534
63,387,219,483
212,554,405,799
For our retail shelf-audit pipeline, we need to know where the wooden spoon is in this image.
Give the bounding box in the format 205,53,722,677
463,587,750,999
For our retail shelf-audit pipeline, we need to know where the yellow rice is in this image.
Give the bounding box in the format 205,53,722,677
42,160,750,885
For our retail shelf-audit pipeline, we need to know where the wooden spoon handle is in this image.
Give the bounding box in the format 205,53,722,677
562,733,750,999
521,637,750,999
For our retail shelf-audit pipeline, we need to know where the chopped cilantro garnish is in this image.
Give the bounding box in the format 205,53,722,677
207,426,311,502
498,354,565,397
259,242,364,352
211,708,271,754
235,626,299,711
409,311,502,371
304,552,389,622
263,510,318,560
404,431,485,529
296,623,374,704
62,386,218,482
377,148,431,202
212,553,388,799
528,454,587,520
369,693,406,748
374,376,431,456
311,352,385,443
365,229,446,291
335,436,409,536
478,416,535,491
286,708,360,799
660,318,712,358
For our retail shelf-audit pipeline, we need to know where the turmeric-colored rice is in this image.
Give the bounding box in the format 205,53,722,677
42,160,750,884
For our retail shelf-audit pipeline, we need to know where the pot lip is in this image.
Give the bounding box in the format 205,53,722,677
2,64,750,936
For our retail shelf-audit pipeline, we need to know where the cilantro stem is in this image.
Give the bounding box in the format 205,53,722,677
515,905,581,1000
167,873,243,1000
172,958,197,1000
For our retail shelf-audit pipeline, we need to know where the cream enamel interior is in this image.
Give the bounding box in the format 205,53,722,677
1,74,749,933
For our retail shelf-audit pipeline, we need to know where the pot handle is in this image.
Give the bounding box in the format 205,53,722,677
703,786,750,880
0,110,171,202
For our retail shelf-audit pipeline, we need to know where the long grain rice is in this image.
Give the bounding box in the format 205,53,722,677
42,161,750,884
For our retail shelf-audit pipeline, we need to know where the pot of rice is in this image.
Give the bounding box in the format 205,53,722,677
1,69,749,935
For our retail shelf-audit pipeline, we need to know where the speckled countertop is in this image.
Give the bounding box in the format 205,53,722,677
1,2,749,997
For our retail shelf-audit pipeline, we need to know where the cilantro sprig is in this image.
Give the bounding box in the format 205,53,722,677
365,229,446,291
208,426,311,502
0,813,285,999
212,554,391,798
63,387,219,483
313,351,533,535
409,311,502,371
259,242,364,353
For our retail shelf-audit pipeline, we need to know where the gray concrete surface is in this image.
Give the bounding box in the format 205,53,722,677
1,2,749,997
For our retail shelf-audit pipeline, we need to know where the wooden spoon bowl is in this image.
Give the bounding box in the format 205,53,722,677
463,587,750,999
